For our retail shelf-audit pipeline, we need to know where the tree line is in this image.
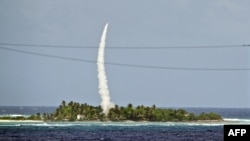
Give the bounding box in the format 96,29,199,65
0,100,223,122
44,101,222,121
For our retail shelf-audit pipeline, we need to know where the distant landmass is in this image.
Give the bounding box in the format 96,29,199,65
0,101,223,122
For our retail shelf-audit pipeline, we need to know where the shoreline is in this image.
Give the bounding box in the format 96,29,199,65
0,119,248,125
0,119,223,123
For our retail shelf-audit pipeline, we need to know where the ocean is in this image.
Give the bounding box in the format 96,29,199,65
0,107,250,141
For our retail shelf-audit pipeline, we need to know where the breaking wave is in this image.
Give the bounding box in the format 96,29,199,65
0,121,228,127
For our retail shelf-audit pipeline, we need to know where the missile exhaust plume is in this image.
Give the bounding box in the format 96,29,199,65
97,23,114,115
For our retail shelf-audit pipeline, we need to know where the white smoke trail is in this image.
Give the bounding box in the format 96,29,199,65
97,23,114,115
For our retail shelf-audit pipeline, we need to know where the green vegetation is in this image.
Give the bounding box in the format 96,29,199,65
0,116,26,120
0,101,223,122
41,101,222,122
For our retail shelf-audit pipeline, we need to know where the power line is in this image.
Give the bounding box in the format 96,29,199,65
0,42,91,48
0,42,250,49
0,46,249,71
0,46,96,63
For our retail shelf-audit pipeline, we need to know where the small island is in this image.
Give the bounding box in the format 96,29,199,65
0,100,223,122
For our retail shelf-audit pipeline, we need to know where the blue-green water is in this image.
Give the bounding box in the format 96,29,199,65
1,121,224,141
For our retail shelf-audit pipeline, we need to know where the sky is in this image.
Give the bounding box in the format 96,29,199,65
0,0,249,108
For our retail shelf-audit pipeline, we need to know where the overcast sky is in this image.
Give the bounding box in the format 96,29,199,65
0,0,249,107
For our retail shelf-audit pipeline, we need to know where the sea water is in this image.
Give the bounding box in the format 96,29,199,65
0,107,249,141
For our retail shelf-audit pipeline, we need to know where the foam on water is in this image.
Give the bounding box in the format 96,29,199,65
0,121,233,127
223,118,250,124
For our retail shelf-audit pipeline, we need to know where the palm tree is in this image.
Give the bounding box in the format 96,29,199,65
127,103,133,109
61,100,66,107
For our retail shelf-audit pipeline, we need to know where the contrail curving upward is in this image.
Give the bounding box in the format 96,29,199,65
97,23,114,115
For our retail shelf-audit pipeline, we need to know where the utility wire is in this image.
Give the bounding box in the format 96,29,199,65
0,42,250,49
0,46,96,63
0,42,90,48
0,46,249,71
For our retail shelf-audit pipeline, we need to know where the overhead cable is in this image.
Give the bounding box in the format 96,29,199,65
0,42,250,49
0,46,249,71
